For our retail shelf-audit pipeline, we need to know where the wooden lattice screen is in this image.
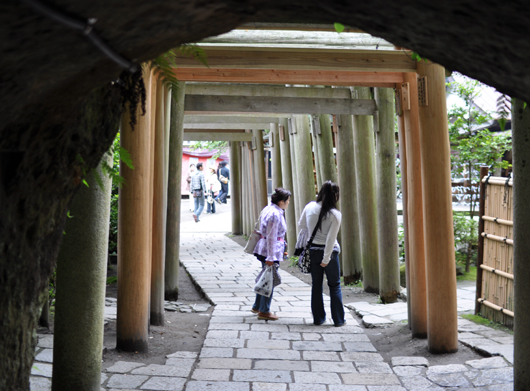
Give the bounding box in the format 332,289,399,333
476,174,514,327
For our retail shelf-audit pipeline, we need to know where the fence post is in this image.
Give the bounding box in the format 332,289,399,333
475,166,489,315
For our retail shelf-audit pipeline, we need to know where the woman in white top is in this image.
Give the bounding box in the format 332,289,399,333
206,167,221,214
298,181,345,327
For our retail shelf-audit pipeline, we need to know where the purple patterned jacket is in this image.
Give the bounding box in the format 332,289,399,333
253,203,286,262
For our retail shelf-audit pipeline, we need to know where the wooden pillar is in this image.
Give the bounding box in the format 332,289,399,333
270,123,283,190
337,114,362,283
397,109,412,328
402,73,428,337
279,118,297,256
317,114,338,184
241,144,249,235
151,78,167,326
417,62,458,353
117,66,152,352
353,87,379,294
311,117,323,190
375,87,400,303
230,141,242,234
293,115,316,212
512,98,530,390
52,155,112,390
165,81,185,301
288,117,302,228
247,135,258,223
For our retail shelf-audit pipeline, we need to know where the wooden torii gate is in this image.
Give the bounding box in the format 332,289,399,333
118,43,458,355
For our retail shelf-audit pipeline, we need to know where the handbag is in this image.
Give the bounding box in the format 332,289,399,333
207,191,214,204
219,174,229,184
192,189,203,198
298,216,323,274
254,265,274,297
244,211,263,254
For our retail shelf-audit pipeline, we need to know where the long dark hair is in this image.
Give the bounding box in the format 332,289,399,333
315,181,340,232
271,187,291,205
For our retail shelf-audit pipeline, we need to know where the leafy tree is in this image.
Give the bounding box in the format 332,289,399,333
447,75,512,272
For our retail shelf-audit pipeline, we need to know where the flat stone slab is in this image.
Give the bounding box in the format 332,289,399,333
472,367,514,387
37,335,54,349
362,316,393,328
107,361,146,373
426,364,468,375
355,362,392,374
30,376,51,391
311,361,356,373
341,373,401,385
341,352,384,362
233,369,291,383
254,360,309,371
191,368,231,381
253,382,288,391
198,358,252,370
132,364,191,377
140,376,186,390
292,341,342,351
164,358,196,368
31,362,53,378
303,351,341,361
293,371,342,384
107,374,149,389
391,356,429,367
466,356,508,369
166,351,198,359
427,372,471,387
393,365,423,376
34,349,53,363
236,348,300,360
343,342,377,352
185,381,250,391
328,386,370,391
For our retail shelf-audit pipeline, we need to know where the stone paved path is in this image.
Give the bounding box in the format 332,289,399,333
31,231,514,390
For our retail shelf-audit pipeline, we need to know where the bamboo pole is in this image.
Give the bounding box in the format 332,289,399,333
397,109,412,327
279,118,297,256
476,166,489,314
311,118,323,190
337,114,362,283
480,265,514,280
402,73,427,337
353,87,379,293
417,62,458,353
375,87,400,303
481,216,513,226
165,82,185,301
481,233,514,245
117,65,152,352
481,177,513,186
477,298,514,317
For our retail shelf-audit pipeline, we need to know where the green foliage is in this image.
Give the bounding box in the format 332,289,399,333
448,75,512,271
189,140,228,158
150,44,208,100
289,256,299,268
334,23,345,33
457,266,477,282
461,313,513,333
410,52,428,63
397,223,405,262
48,268,57,307
106,276,118,285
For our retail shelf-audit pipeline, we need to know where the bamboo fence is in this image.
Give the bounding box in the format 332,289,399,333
477,175,514,327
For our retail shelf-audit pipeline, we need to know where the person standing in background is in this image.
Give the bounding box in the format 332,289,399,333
215,161,230,205
187,163,196,212
190,163,206,223
206,166,221,214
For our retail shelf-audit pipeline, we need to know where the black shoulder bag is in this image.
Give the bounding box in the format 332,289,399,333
297,216,322,274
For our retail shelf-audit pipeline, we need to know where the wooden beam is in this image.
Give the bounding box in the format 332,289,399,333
183,132,253,142
174,68,403,87
184,95,376,115
184,129,247,133
184,123,272,130
186,84,352,99
176,46,416,73
184,115,280,124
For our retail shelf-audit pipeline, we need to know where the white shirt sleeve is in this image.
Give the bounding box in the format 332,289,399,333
321,211,342,265
296,204,310,249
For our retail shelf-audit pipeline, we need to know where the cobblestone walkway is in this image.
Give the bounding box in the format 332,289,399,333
31,231,514,390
